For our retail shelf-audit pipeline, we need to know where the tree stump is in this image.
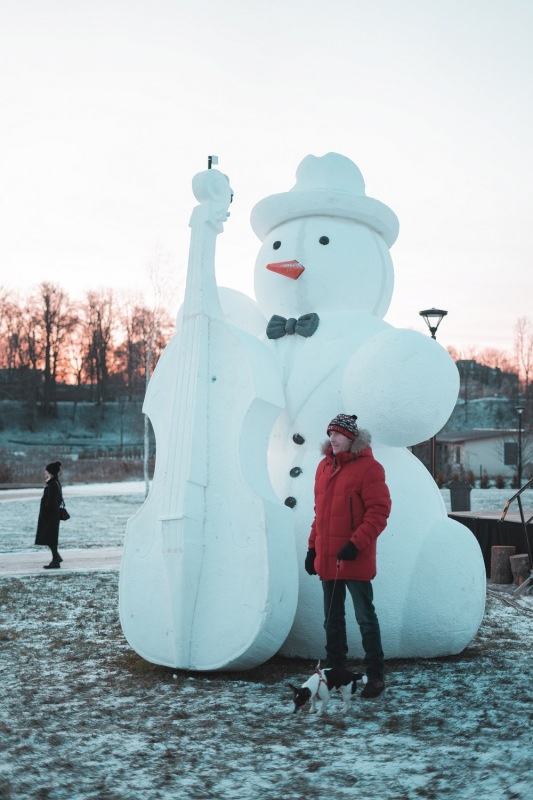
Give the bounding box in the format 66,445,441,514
490,546,516,584
509,554,530,586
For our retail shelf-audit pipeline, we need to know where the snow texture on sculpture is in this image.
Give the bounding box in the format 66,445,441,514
119,168,298,671
120,152,486,670
243,151,485,659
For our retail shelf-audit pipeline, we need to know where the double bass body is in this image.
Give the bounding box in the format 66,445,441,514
119,167,298,671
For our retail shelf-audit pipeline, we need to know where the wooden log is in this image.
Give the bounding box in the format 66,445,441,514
490,546,516,584
509,554,531,586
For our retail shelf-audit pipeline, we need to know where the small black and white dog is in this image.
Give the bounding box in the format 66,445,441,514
289,667,367,716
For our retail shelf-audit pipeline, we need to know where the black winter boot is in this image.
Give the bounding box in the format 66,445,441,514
361,679,385,698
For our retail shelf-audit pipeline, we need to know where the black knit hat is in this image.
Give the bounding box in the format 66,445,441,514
45,461,61,476
327,414,359,441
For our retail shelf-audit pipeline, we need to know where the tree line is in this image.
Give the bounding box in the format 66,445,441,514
0,282,175,414
447,316,533,401
2,281,532,418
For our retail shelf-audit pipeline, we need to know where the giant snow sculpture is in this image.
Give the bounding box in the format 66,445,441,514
119,168,298,670
120,153,486,670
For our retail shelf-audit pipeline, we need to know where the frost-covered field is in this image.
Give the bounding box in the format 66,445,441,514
1,484,532,799
1,483,532,554
0,484,144,553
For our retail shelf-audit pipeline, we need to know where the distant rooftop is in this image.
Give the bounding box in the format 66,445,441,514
439,428,518,443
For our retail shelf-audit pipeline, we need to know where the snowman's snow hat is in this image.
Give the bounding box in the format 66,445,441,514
251,152,399,247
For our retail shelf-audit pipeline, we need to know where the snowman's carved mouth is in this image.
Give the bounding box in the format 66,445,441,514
266,260,305,280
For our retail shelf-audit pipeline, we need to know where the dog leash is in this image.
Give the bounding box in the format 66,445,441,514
316,560,341,673
324,559,341,631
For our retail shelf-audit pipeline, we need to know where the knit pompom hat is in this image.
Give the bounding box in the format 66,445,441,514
327,414,359,441
45,461,61,476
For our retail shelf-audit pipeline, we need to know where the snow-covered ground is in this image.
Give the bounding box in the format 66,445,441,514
1,482,532,553
0,483,532,799
0,483,145,552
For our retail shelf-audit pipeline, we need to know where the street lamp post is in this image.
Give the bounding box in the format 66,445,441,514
516,405,524,488
419,308,448,479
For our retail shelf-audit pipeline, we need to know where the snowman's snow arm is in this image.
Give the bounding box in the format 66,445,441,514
342,328,459,447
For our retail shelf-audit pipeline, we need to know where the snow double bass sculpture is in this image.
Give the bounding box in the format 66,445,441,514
119,167,297,670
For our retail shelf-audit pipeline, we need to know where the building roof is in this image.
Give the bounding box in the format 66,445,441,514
438,429,518,444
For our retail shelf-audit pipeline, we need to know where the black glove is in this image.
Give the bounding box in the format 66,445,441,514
305,548,317,575
337,541,358,561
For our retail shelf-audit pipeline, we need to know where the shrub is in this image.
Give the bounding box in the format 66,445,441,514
0,465,13,483
480,472,490,489
495,474,506,489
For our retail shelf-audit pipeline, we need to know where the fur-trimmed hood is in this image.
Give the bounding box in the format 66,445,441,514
321,428,372,457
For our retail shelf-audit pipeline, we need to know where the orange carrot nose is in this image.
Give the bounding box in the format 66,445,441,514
266,260,305,280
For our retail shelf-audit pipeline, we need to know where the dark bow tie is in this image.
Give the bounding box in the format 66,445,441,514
266,313,319,340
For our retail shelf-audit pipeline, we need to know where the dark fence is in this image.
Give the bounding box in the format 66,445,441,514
2,446,155,486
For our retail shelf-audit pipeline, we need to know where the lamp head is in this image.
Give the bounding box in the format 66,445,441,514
419,307,448,339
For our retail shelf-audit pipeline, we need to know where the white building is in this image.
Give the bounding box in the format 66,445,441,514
438,428,521,481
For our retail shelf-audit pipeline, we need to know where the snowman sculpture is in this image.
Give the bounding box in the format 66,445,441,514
222,152,486,660
120,153,486,671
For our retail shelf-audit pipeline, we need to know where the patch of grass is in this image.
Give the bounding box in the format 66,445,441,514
323,716,347,730
415,787,439,799
0,782,14,800
306,761,325,772
380,713,402,734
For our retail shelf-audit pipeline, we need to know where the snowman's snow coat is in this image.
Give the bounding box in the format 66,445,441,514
224,152,486,659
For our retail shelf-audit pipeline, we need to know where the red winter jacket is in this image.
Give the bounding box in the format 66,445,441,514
308,430,391,581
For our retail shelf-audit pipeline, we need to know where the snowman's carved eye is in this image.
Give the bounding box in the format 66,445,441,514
273,241,281,250
319,236,329,245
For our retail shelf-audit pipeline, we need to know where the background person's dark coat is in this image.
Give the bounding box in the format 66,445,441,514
35,476,62,548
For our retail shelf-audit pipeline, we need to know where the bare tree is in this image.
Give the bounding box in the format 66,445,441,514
0,289,22,371
514,317,533,398
0,289,25,408
30,282,77,414
140,256,178,496
64,310,87,422
115,294,152,400
476,348,516,374
82,289,115,406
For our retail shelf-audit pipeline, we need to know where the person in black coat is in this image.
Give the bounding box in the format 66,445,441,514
35,461,64,569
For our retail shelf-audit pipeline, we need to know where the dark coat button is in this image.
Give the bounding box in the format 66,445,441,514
292,434,305,445
284,497,297,508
